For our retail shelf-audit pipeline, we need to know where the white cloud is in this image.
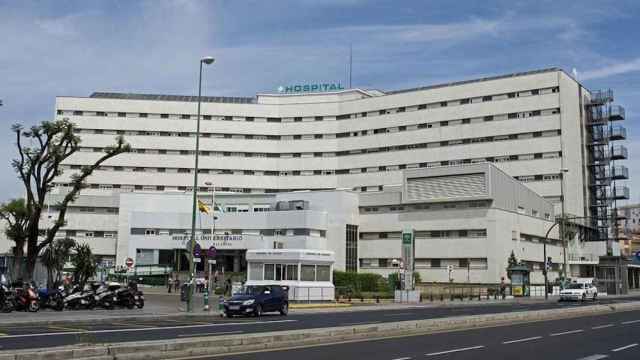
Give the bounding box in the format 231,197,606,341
580,58,640,80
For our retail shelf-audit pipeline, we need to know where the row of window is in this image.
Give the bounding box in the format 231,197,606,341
71,107,560,141
248,263,331,282
360,229,487,239
359,258,489,269
58,86,559,123
513,231,562,246
131,228,327,237
81,133,561,161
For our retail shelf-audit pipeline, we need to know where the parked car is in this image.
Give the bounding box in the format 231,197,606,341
559,282,598,302
223,285,288,317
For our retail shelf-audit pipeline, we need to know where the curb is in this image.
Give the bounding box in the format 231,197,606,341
2,301,640,359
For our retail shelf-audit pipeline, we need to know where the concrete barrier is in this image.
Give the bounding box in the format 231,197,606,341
2,301,640,360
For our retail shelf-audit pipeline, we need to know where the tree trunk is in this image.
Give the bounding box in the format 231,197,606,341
11,243,24,281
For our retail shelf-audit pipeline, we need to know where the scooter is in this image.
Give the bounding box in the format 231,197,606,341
112,282,135,309
92,282,117,310
129,281,144,309
13,282,39,312
0,277,14,313
63,284,96,310
38,285,65,311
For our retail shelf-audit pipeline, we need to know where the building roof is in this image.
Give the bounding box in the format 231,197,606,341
83,67,568,105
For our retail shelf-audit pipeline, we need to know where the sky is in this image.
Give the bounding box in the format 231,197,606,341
0,0,638,203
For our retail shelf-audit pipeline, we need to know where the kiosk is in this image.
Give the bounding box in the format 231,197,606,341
508,265,531,297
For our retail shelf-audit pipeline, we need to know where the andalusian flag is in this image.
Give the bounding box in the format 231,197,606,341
197,199,210,214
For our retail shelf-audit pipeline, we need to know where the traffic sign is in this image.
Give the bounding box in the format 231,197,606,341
193,258,201,263
193,243,202,257
125,257,134,268
207,246,217,258
208,259,217,264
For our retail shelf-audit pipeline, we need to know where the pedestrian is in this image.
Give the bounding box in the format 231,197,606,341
225,278,231,296
168,277,173,293
500,277,506,300
174,278,180,292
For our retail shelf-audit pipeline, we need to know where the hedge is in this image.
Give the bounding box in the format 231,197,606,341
333,271,393,293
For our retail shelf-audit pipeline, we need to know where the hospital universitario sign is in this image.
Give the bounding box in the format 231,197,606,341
172,234,244,249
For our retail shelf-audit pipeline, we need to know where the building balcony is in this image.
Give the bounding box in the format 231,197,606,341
609,126,627,140
609,105,625,121
611,165,629,180
612,186,630,200
611,145,628,160
588,89,614,105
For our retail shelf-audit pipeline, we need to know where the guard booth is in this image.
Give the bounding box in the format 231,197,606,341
508,265,531,297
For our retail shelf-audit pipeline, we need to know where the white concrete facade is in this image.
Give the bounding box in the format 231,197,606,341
3,67,622,283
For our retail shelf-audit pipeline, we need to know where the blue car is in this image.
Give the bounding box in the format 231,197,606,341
224,285,288,317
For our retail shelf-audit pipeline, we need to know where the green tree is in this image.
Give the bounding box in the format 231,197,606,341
11,119,129,280
41,237,76,288
71,243,97,287
0,198,29,277
506,250,519,280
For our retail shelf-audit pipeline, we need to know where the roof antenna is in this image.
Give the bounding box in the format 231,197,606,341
348,43,353,89
572,68,578,80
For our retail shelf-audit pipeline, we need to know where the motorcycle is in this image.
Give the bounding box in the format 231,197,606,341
92,282,117,310
38,285,65,311
63,284,96,310
129,281,144,309
13,281,40,312
0,275,14,313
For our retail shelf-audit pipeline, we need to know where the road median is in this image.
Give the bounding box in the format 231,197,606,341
2,301,640,360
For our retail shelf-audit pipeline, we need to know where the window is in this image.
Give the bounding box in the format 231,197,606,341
161,114,169,119
316,265,330,281
345,224,358,272
431,259,441,268
379,259,388,267
459,259,469,268
517,206,526,214
145,229,157,235
203,115,212,120
73,111,83,116
286,264,298,280
181,114,190,119
264,264,275,280
315,116,324,121
139,113,148,118
301,265,316,281
118,112,126,117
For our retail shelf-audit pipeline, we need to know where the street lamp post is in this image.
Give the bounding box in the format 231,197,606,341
187,56,215,313
560,168,569,280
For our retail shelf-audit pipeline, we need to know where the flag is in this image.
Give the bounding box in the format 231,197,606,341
197,200,210,214
214,203,225,213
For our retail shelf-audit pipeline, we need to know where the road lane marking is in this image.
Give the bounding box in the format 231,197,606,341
0,319,297,339
550,329,583,337
591,324,614,330
383,313,414,317
426,345,485,356
621,319,640,325
177,330,243,338
390,358,412,360
502,336,542,344
110,322,155,328
47,325,87,333
577,355,608,360
611,343,638,352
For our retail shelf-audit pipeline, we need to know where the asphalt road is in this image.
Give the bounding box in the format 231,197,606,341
220,310,640,360
0,296,639,351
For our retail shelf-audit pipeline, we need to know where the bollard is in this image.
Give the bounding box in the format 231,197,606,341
203,290,209,311
218,295,225,317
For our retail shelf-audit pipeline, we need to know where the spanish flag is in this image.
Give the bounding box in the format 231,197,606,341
197,199,210,214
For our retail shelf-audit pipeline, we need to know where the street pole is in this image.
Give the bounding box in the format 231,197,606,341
560,168,569,280
187,57,214,313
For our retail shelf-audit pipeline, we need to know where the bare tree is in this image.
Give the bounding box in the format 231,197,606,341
11,119,130,280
